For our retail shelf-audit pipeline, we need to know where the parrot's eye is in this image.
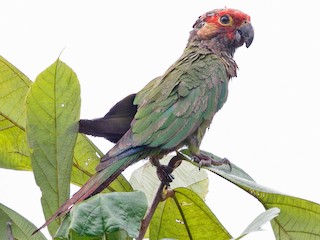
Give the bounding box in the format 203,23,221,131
219,15,232,25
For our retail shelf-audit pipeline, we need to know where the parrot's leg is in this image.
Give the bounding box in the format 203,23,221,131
188,134,232,170
150,156,175,185
192,152,232,171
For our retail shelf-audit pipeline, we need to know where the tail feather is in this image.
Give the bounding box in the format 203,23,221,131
33,148,147,235
78,94,137,143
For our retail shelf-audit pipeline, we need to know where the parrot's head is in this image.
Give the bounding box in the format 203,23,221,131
189,8,254,55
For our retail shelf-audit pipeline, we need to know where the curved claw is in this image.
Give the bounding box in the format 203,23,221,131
219,158,232,171
156,165,174,186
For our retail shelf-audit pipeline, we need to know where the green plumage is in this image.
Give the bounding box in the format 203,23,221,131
131,47,229,151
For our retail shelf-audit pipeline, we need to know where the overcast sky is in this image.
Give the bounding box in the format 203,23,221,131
1,1,320,239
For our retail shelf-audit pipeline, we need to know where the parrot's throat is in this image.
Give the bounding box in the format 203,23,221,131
187,29,239,57
187,31,238,78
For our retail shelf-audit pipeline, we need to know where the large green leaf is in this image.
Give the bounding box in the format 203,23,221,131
26,59,81,235
55,191,147,239
180,150,320,240
150,187,232,240
0,203,47,240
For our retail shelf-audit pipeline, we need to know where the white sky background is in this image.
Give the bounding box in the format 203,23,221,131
1,1,320,239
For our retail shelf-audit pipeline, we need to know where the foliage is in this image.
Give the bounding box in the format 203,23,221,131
55,191,148,239
1,55,320,239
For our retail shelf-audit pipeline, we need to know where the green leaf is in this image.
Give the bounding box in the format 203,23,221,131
26,59,81,235
236,207,280,239
70,229,132,240
0,203,47,240
180,150,320,240
103,229,132,240
266,195,320,239
54,214,71,239
55,215,104,240
130,155,208,204
68,230,105,240
57,191,147,239
150,187,232,240
0,55,32,170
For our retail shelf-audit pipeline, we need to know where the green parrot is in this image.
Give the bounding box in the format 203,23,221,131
36,8,254,232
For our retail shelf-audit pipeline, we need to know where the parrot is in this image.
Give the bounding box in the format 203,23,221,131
35,8,254,232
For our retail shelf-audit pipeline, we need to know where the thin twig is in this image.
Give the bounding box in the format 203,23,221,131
137,181,166,240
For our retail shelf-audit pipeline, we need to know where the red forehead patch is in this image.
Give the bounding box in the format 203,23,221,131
204,8,250,25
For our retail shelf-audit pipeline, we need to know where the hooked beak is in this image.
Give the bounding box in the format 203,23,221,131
237,22,254,48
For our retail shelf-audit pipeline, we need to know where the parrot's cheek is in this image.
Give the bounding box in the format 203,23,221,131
235,31,242,44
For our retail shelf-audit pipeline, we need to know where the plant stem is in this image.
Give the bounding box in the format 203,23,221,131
137,181,166,240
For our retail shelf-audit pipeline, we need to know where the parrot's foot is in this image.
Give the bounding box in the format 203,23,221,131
192,153,232,171
156,165,174,186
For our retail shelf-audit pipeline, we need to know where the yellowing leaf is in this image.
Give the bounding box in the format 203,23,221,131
150,187,231,239
0,55,32,170
0,55,31,128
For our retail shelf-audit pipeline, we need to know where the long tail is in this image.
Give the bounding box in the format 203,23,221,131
33,147,147,234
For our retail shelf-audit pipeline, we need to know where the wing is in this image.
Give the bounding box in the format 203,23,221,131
132,49,230,150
